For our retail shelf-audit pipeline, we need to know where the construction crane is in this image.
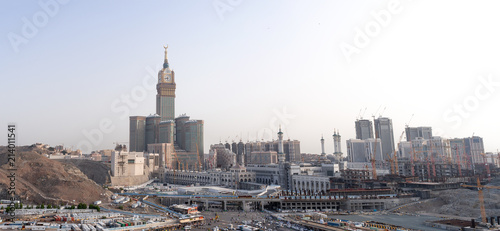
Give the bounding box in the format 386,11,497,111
371,139,378,180
393,150,399,176
497,152,500,169
378,106,387,117
429,140,436,179
371,107,383,121
393,128,407,176
372,106,382,119
432,142,455,179
357,108,362,120
385,153,395,175
471,132,477,175
172,149,182,184
455,146,463,177
426,157,431,182
404,114,415,177
465,146,474,172
196,143,202,172
491,154,496,168
361,107,367,119
410,146,416,177
480,153,491,182
461,178,500,223
357,107,367,120
371,115,379,180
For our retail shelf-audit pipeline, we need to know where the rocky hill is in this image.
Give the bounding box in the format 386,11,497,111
399,178,500,218
58,159,111,185
0,146,111,205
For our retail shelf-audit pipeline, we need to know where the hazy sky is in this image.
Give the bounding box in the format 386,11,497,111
2,0,500,154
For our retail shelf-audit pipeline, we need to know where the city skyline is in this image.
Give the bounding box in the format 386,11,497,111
2,1,500,154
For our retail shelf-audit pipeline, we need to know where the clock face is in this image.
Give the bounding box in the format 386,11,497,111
162,68,173,83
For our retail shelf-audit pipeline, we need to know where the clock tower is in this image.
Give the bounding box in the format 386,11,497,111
156,45,176,121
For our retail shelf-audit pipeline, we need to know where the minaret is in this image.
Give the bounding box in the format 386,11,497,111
333,129,343,162
320,135,326,156
333,130,338,153
278,125,285,163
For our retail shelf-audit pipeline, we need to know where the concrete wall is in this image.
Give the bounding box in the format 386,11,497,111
424,221,464,231
383,197,420,209
129,157,145,176
160,197,191,207
346,197,420,211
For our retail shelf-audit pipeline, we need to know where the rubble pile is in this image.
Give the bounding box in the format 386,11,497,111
401,178,500,218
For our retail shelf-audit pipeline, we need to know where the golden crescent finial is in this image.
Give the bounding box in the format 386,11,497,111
163,45,168,60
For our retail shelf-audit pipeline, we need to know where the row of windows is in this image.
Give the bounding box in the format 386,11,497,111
165,173,254,182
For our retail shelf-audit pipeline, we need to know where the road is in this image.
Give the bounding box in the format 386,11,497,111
328,213,444,231
386,198,436,212
100,207,166,218
188,210,274,231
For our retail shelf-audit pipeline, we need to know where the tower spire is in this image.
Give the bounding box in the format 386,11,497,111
333,129,343,162
321,134,325,156
163,45,169,68
277,125,285,163
156,45,176,121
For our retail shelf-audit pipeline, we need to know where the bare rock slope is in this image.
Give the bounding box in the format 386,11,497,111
399,179,500,218
0,146,111,205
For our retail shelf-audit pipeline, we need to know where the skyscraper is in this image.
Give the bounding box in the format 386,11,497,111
129,116,146,152
284,140,301,162
225,141,231,151
346,138,383,163
374,117,395,161
158,120,174,144
145,114,161,146
129,46,204,171
405,126,432,141
449,138,466,169
175,115,190,150
156,45,176,122
237,140,245,166
355,119,374,140
346,139,366,162
464,136,484,164
231,142,238,156
185,120,204,162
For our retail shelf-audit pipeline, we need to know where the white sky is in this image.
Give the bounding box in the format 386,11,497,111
1,0,500,154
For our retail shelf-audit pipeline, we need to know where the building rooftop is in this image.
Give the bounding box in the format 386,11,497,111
176,114,190,119
147,113,160,118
